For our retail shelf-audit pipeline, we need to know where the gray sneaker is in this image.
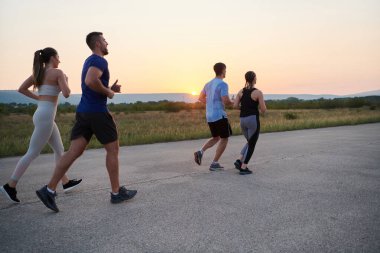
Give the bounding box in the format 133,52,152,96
194,151,203,165
111,186,137,204
36,185,59,212
209,163,224,171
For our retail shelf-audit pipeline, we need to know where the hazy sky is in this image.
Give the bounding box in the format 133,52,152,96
0,0,379,95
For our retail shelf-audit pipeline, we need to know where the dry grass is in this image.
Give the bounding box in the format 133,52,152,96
1,108,379,157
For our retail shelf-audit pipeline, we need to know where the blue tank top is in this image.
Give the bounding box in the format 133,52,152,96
240,88,259,117
77,54,110,112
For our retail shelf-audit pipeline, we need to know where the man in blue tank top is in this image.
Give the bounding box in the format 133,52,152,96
194,62,233,171
36,32,137,212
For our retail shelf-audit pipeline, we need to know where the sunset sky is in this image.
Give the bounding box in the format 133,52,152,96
0,0,379,95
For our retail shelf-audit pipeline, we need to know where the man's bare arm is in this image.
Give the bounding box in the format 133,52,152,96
198,92,206,103
85,67,114,99
222,95,232,106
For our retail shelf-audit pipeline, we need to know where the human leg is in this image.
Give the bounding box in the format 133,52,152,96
103,140,120,193
47,123,68,184
36,111,91,212
213,137,228,162
47,137,87,191
201,136,220,152
235,120,250,170
3,102,57,204
211,117,231,163
241,115,260,171
8,107,55,187
47,123,82,190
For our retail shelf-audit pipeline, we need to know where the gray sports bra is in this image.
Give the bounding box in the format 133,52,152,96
38,84,61,96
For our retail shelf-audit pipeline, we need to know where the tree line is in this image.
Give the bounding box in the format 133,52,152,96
0,96,379,115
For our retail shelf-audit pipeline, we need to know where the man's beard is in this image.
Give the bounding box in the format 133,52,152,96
102,48,109,55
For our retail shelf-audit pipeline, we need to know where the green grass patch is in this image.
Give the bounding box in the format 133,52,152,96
1,107,380,157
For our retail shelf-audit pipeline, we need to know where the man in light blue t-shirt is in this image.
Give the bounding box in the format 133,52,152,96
194,62,233,171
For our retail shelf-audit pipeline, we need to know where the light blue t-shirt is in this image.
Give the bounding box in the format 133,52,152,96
201,78,229,122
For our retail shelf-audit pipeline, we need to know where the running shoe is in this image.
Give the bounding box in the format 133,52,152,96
36,185,59,212
63,179,82,193
194,151,203,165
111,186,137,204
239,168,253,175
0,183,20,203
234,159,242,171
209,162,224,171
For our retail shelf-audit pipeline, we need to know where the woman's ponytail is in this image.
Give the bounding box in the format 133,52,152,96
244,71,256,90
32,50,44,88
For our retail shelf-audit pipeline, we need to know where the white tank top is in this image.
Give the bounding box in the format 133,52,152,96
38,84,61,96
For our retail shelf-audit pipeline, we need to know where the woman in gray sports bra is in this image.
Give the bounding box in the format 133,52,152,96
0,47,82,203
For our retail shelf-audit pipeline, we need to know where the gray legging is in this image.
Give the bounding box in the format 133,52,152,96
10,101,64,181
240,115,260,164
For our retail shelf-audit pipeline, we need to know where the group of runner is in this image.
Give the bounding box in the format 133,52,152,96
0,32,266,212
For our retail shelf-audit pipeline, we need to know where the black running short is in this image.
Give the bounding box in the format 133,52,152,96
71,112,118,144
207,117,232,138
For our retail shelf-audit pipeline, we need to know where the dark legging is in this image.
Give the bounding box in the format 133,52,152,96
240,115,260,164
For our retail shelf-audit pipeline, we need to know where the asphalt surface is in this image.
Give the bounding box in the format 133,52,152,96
0,123,379,253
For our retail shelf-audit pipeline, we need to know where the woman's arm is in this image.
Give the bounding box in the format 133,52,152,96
18,75,39,100
57,69,71,98
233,89,242,109
256,90,267,114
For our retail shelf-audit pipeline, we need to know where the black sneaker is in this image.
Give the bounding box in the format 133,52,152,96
36,185,59,212
0,183,20,203
194,151,203,165
111,186,137,204
234,160,242,171
63,179,82,193
239,168,253,175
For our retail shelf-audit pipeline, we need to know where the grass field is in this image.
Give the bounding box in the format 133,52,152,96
1,107,380,157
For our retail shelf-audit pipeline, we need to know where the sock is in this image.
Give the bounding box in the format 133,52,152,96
47,187,55,194
111,192,119,195
212,161,218,164
199,149,203,154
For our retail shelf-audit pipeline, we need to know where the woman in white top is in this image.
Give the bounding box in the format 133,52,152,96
0,47,82,203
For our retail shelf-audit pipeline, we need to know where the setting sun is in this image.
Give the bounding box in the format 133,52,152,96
191,91,197,96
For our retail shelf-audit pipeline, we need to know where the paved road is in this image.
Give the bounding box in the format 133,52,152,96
0,123,379,253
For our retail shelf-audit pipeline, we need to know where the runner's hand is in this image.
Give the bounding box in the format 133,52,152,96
111,79,121,93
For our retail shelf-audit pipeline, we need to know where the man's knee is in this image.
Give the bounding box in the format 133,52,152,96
212,136,221,142
67,146,85,159
104,141,119,155
67,138,87,159
106,147,119,155
220,137,229,143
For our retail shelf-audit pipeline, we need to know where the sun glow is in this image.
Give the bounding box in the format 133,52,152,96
191,91,197,96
